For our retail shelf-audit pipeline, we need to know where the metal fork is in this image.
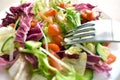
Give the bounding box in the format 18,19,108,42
63,19,120,45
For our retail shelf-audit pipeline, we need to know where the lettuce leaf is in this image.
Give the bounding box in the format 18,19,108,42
19,41,87,80
65,8,81,31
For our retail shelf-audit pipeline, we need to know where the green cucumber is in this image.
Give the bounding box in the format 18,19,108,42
25,41,42,50
97,43,110,61
84,69,93,80
1,36,14,53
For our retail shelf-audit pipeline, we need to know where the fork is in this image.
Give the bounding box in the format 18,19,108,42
63,19,120,45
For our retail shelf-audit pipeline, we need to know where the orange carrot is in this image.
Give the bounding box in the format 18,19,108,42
48,43,60,52
105,53,116,64
45,9,57,16
38,12,53,24
30,19,38,28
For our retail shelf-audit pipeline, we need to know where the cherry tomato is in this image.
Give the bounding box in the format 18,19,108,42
48,24,61,36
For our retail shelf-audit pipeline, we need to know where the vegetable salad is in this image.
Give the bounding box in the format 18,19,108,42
0,0,116,80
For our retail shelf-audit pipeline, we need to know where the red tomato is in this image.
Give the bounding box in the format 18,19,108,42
48,24,61,36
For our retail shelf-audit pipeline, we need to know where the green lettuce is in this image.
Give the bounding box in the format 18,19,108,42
19,41,87,80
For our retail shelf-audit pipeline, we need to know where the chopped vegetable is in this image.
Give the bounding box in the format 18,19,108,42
105,53,116,64
97,43,110,61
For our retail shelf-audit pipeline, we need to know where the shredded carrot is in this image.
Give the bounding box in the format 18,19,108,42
38,12,53,24
45,9,57,16
9,23,15,28
30,19,38,28
105,53,116,64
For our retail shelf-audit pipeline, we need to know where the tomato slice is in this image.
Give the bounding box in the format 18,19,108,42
105,53,116,64
48,24,61,36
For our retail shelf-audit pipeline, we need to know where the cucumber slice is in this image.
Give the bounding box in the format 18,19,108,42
25,41,42,50
1,36,14,53
84,69,93,80
97,43,110,61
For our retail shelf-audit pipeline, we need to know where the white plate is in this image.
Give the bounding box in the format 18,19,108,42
0,1,120,80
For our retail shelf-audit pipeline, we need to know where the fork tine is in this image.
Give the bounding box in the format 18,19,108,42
67,31,95,39
65,27,95,37
67,23,95,33
64,37,94,45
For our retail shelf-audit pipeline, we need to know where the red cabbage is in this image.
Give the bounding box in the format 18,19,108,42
73,3,101,23
1,3,33,27
2,12,15,26
27,22,43,41
24,54,38,69
73,3,95,11
86,54,112,76
15,15,33,47
10,3,33,16
56,50,79,59
0,51,18,68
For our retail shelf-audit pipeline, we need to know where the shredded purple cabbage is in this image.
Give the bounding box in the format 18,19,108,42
15,15,33,47
27,22,43,41
86,54,112,76
73,3,101,23
10,3,33,16
2,12,15,26
57,50,79,59
24,54,38,69
73,3,95,11
1,3,33,27
0,51,18,68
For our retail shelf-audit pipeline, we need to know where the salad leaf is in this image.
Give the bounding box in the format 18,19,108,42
73,3,95,11
1,3,33,27
62,52,87,76
65,8,81,31
20,41,88,80
49,0,70,9
15,15,33,47
8,55,31,80
10,3,33,16
2,13,15,26
0,26,15,54
27,22,43,41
